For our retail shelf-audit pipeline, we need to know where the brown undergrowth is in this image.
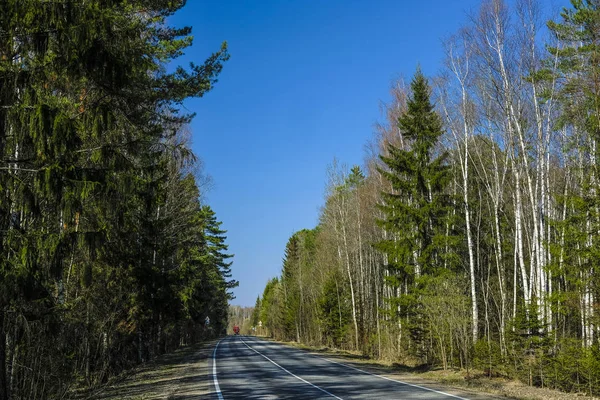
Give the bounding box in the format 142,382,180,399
267,337,597,400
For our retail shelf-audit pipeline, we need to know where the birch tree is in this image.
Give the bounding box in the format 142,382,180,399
440,29,480,343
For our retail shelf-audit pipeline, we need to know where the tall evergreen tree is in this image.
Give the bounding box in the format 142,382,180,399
0,1,230,397
281,233,301,340
199,205,238,334
547,0,600,348
376,68,452,358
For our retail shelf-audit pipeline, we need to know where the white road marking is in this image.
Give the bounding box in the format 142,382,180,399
322,357,469,400
212,338,225,400
240,337,344,399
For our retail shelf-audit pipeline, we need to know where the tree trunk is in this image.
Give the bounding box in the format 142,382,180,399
339,199,359,351
0,309,8,400
515,170,531,312
464,145,478,343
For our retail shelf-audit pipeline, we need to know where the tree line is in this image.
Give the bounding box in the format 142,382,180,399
253,0,600,395
0,1,235,399
228,305,255,334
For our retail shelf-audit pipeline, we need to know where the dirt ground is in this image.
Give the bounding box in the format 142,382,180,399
71,339,217,400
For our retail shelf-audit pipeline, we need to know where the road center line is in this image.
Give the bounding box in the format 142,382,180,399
212,338,225,400
322,357,469,400
240,337,344,400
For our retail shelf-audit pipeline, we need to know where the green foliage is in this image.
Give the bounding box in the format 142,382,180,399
251,296,261,327
422,274,472,369
0,1,231,398
254,2,600,397
376,68,454,361
318,269,352,348
259,277,285,338
255,228,324,344
474,340,504,378
279,229,319,342
547,0,600,137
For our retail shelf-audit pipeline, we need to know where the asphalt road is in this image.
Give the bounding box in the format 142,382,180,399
211,335,485,400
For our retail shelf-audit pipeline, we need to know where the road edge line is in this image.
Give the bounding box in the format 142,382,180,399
212,337,225,400
322,357,469,400
240,337,344,400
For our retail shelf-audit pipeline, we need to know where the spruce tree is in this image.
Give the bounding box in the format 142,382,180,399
547,0,600,348
377,68,451,357
0,1,230,397
281,233,301,340
201,205,238,297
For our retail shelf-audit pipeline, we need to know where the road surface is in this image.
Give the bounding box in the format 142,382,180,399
211,335,490,400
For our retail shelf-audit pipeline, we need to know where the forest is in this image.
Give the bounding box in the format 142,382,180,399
0,1,236,399
253,0,600,395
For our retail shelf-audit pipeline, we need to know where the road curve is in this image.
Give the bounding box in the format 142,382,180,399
211,335,485,400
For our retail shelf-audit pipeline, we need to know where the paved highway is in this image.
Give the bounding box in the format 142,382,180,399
211,335,490,399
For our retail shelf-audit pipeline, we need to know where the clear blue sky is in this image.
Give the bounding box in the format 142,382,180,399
168,0,558,307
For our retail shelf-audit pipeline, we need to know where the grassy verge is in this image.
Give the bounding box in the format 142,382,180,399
68,339,219,400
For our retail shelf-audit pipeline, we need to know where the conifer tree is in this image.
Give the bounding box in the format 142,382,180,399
251,296,262,328
377,68,452,357
202,205,238,299
0,1,230,397
281,233,302,340
547,0,600,348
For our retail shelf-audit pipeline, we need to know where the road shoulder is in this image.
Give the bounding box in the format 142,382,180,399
258,336,597,400
72,339,218,400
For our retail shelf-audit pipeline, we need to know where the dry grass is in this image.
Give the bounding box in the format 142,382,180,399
267,337,598,400
69,340,218,400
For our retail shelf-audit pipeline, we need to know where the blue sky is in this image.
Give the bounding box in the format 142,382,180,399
168,0,561,307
